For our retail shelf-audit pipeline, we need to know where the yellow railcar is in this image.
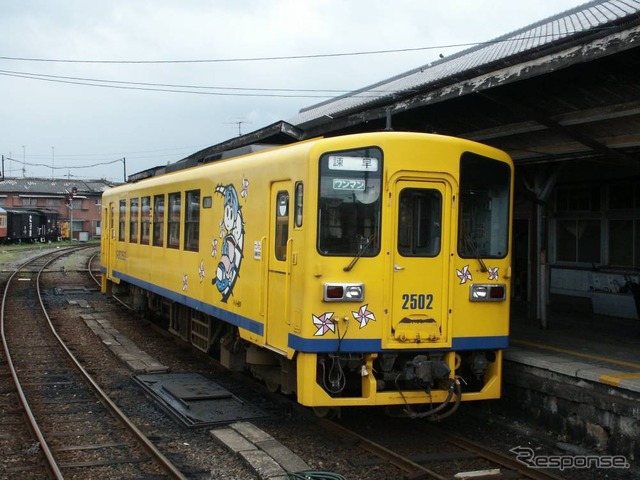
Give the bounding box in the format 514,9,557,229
101,132,513,418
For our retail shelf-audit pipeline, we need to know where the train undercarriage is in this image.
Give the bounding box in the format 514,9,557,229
116,284,498,418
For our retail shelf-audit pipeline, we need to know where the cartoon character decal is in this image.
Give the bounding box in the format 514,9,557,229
212,182,245,303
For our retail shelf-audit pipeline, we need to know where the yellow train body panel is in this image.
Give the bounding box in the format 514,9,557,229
101,132,513,414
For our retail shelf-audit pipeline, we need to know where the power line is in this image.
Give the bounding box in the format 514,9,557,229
4,155,123,170
0,70,347,98
0,43,478,64
18,145,209,159
0,68,386,96
0,30,610,65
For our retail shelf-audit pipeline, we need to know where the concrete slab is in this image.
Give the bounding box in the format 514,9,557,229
81,314,168,374
212,428,257,453
231,421,273,443
239,450,286,480
256,439,310,473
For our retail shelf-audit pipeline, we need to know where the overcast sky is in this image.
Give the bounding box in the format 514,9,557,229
2,0,591,182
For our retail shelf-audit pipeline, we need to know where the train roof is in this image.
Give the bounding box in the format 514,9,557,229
2,207,60,215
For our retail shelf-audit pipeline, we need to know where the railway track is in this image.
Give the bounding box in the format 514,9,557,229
315,414,569,480
1,246,584,479
1,246,186,479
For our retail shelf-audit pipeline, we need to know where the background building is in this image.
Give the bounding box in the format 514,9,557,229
0,178,116,240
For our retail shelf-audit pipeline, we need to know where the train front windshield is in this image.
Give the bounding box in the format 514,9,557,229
458,152,511,259
317,148,382,256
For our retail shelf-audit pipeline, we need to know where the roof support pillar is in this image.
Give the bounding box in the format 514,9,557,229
521,164,564,328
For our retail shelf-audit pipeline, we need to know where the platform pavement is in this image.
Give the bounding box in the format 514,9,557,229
211,422,311,480
79,313,170,374
507,307,640,393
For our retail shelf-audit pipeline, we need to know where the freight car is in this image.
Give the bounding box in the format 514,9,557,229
0,207,7,240
1,208,60,243
101,132,513,418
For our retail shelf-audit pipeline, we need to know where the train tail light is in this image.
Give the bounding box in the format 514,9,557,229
326,285,344,299
469,284,506,302
323,283,364,302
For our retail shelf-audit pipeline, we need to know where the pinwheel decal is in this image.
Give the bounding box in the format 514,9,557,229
352,304,376,329
456,265,472,284
198,260,205,283
488,267,499,280
313,312,335,336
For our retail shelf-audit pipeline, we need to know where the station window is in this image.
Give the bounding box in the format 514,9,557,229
129,197,139,243
556,218,601,263
609,219,639,267
118,200,126,242
167,192,181,249
184,190,200,252
555,185,600,213
141,196,151,245
153,194,165,247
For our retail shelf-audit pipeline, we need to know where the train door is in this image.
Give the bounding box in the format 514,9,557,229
389,178,452,347
266,182,292,354
107,202,116,280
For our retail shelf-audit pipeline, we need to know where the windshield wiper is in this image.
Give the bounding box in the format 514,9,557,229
344,233,375,272
464,233,488,273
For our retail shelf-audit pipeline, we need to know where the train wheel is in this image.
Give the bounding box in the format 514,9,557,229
312,406,338,419
265,379,280,393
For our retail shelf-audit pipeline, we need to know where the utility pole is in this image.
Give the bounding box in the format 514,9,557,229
51,146,55,180
22,145,26,178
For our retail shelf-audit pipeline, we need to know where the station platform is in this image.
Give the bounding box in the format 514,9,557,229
508,307,640,393
501,305,640,464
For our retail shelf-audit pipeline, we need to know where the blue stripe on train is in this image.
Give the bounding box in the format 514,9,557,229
109,270,508,353
112,270,265,336
287,334,509,353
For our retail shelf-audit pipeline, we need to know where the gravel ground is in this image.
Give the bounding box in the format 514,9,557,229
4,245,637,480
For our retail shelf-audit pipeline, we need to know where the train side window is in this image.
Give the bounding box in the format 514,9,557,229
275,191,289,261
141,196,151,245
110,205,115,239
167,192,181,249
153,194,165,247
184,190,200,252
294,182,303,228
118,200,126,242
129,197,139,243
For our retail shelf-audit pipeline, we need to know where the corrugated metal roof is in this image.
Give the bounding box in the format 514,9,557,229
288,0,640,127
0,178,116,195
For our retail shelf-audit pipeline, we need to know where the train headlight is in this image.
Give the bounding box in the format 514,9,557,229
323,283,365,302
469,284,506,302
